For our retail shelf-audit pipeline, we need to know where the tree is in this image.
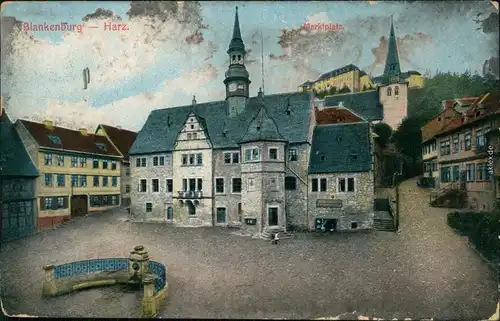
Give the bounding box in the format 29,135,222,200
338,85,351,94
328,86,337,96
392,116,425,177
373,122,392,147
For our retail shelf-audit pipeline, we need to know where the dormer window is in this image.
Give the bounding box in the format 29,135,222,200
47,135,61,145
95,143,107,151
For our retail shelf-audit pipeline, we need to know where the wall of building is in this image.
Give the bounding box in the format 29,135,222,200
130,153,173,222
408,75,425,89
15,122,40,167
1,177,37,240
121,161,131,207
379,83,408,130
213,149,242,226
307,171,374,231
312,70,359,93
284,143,310,230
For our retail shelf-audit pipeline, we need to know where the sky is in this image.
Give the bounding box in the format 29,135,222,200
1,1,498,131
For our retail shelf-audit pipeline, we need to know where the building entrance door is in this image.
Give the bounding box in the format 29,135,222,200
268,207,278,226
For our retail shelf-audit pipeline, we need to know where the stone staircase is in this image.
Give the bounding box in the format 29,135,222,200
260,227,292,241
373,218,395,231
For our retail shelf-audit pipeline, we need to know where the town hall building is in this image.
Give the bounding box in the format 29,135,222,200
129,8,399,236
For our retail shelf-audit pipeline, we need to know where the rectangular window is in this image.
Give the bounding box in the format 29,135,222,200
182,154,188,165
216,208,227,224
476,163,488,181
79,157,87,167
464,133,472,150
193,132,198,139
224,152,231,164
440,167,451,182
44,197,53,210
152,179,159,192
182,179,188,191
126,185,131,193
79,175,87,187
103,176,109,187
71,156,78,167
476,129,484,147
452,136,459,153
139,179,147,192
338,178,346,192
166,179,173,193
224,152,240,164
215,178,224,194
111,161,117,170
93,176,99,187
232,152,239,164
125,167,131,176
111,196,117,205
102,160,108,169
311,178,318,192
440,139,451,155
146,203,153,213
452,165,460,181
188,178,196,191
466,163,475,182
112,176,118,187
93,159,99,169
197,178,203,191
71,175,78,187
141,158,146,167
57,197,64,209
232,178,242,193
285,176,297,190
57,174,65,187
189,154,195,165
136,158,141,167
44,153,52,165
289,148,298,161
44,174,53,186
153,156,159,166
56,155,64,166
244,148,260,162
347,178,355,192
159,156,165,166
320,178,327,192
269,148,278,160
196,153,203,165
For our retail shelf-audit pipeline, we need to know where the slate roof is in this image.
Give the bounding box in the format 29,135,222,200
130,91,313,155
239,98,286,143
1,112,39,177
323,90,383,121
309,122,372,174
18,120,122,157
315,107,364,125
96,124,138,161
316,64,361,82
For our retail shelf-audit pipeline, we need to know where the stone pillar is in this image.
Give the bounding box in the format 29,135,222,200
128,245,150,283
142,277,156,317
42,265,57,296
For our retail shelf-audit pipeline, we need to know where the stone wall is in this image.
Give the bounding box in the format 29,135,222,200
121,161,131,207
213,149,242,226
284,143,310,230
308,171,374,231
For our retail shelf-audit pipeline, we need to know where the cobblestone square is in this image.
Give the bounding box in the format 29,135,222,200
0,179,497,319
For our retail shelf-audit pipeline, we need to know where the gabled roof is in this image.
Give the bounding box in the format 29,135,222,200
239,97,286,143
323,90,383,121
314,107,365,125
309,122,372,174
421,106,463,142
130,91,313,155
316,64,361,82
442,97,479,109
96,124,137,160
18,119,122,157
1,112,38,177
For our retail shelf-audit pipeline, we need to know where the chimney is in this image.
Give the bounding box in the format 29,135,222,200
258,87,263,98
43,120,54,129
338,101,344,107
192,95,197,105
79,128,88,136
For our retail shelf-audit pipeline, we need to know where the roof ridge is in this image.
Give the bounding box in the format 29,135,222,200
19,119,93,133
100,124,137,133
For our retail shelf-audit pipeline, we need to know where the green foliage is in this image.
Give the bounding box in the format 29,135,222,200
362,85,367,91
338,85,351,94
373,122,392,147
408,71,499,122
328,86,337,96
447,210,500,263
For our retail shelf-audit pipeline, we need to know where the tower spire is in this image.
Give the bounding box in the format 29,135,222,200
228,6,245,53
383,15,401,79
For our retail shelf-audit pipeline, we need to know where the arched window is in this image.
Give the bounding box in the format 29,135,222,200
167,207,173,220
232,55,236,63
237,55,241,62
394,86,399,96
387,87,392,97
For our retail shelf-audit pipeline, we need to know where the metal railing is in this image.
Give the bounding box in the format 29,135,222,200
177,190,203,198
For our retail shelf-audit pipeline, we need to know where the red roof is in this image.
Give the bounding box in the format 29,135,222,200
18,119,122,157
97,124,137,160
442,97,479,109
315,107,364,125
421,106,462,142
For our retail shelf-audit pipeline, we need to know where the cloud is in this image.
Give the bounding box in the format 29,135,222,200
16,64,222,131
83,8,122,21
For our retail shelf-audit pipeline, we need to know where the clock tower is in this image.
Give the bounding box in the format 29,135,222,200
224,7,251,117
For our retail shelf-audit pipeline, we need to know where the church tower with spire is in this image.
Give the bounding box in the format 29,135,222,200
224,7,251,118
379,16,408,130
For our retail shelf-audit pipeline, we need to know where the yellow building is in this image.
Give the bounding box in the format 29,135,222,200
15,119,123,229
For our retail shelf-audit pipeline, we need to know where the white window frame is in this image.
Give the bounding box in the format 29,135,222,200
145,202,153,213
231,177,242,194
232,152,240,164
244,147,260,162
266,205,280,227
153,156,159,166
181,154,188,165
215,206,227,225
138,178,148,193
215,177,225,194
166,178,173,194
151,178,160,193
223,151,240,164
337,177,356,193
288,148,298,161
268,146,279,161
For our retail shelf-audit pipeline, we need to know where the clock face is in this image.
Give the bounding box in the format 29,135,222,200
229,83,237,92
